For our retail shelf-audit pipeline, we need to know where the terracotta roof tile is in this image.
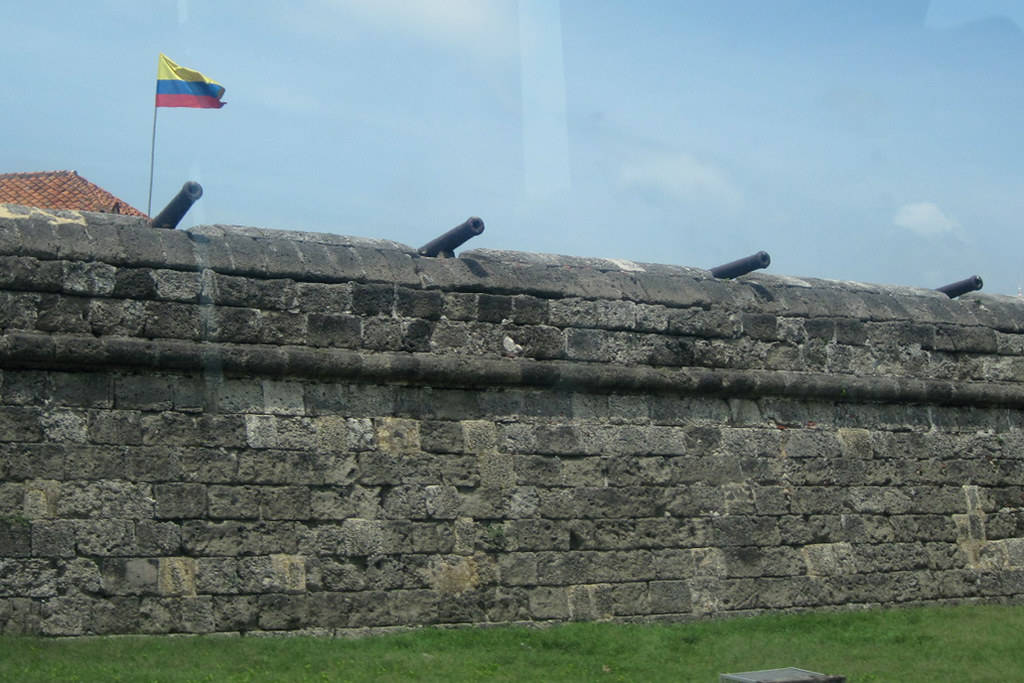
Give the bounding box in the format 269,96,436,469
0,170,147,217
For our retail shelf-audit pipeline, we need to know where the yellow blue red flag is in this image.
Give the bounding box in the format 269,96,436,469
155,54,226,109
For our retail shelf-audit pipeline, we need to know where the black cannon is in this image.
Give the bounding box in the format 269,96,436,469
710,251,771,279
936,275,983,298
418,216,485,258
150,181,203,229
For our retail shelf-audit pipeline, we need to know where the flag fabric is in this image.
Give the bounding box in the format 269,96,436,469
156,53,226,109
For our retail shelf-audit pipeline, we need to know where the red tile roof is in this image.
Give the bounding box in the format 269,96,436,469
0,170,147,217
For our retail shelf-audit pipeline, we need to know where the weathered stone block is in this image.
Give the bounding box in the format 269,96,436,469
158,557,197,597
75,520,136,556
87,410,142,445
202,306,261,342
0,519,31,557
0,407,43,443
258,593,309,630
307,313,361,348
23,480,60,519
374,417,420,454
802,542,857,576
351,283,394,316
119,374,178,410
260,486,311,520
152,269,201,302
101,558,159,596
208,485,260,519
31,520,75,557
0,597,41,635
212,594,259,631
645,579,689,614
154,483,207,519
135,521,182,555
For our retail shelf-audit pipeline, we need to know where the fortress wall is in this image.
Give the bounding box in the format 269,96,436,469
1,204,1023,635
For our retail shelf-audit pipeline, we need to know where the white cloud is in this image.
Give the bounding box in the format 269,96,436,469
619,153,741,207
892,201,958,236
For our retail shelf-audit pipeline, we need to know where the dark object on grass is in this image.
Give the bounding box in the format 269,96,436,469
710,250,771,279
151,181,203,229
936,275,983,298
418,216,485,258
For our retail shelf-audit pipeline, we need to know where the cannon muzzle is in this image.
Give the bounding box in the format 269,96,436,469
936,275,983,298
150,181,203,229
710,250,771,279
418,217,485,258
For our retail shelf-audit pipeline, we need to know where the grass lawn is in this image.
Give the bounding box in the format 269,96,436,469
2,604,1022,681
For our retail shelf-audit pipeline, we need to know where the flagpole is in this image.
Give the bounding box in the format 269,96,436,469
147,104,158,216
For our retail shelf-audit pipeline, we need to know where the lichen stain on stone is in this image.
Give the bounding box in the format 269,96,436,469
271,553,307,592
158,557,197,597
430,557,479,594
0,204,86,226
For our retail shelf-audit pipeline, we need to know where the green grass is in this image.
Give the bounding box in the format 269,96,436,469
2,605,1023,682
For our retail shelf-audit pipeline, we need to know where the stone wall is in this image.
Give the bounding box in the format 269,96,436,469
1,203,1023,636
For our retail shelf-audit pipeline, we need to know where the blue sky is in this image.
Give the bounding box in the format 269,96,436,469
6,1,1024,294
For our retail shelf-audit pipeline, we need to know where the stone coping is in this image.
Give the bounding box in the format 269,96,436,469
2,203,1022,331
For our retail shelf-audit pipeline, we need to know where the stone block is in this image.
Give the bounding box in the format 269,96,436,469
258,593,309,630
122,446,184,482
261,380,305,415
260,486,311,520
213,594,259,631
36,294,91,333
51,373,112,408
208,485,260,519
101,558,159,596
87,410,142,445
154,483,207,519
202,306,260,342
158,557,197,597
420,420,464,454
643,581,692,614
31,520,75,557
144,596,215,634
802,542,857,576
0,597,42,635
135,521,182,555
75,520,136,556
0,407,43,443
39,409,88,443
239,554,309,593
0,519,31,557
116,375,175,411
307,313,361,348
424,485,461,519
244,415,315,450
396,288,443,320
528,585,568,620
498,553,538,586
23,480,60,519
374,417,420,454
410,523,455,553
152,269,201,302
257,311,307,345
351,283,394,316
142,301,201,340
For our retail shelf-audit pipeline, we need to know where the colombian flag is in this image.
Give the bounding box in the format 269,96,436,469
155,54,226,109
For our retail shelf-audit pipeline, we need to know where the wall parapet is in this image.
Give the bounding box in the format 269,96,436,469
1,204,1024,636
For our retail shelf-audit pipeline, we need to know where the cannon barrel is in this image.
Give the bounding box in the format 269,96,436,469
418,217,485,257
936,275,983,298
710,250,771,279
150,181,203,229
